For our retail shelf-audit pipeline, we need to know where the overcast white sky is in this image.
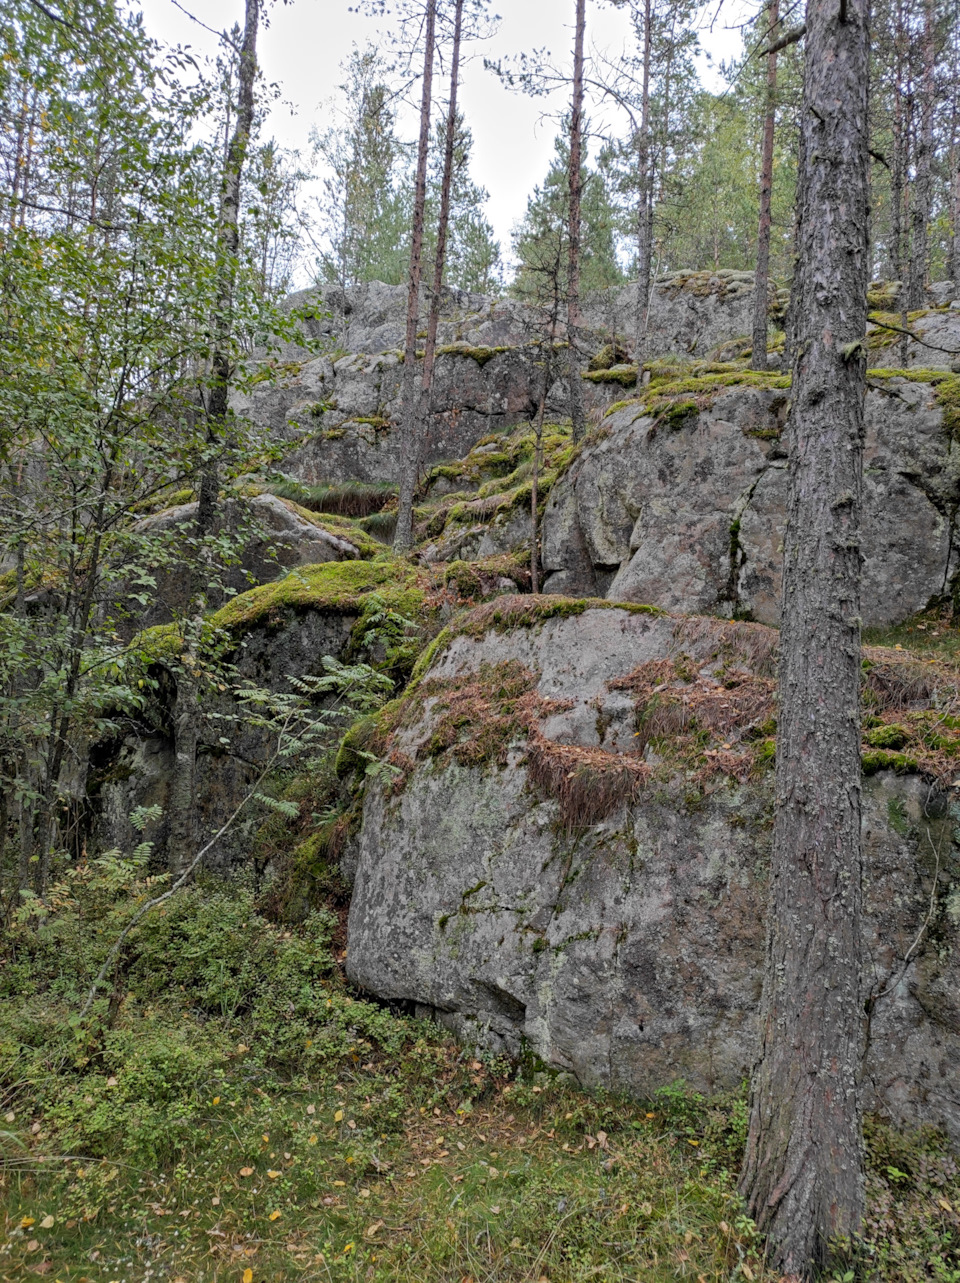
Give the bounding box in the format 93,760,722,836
138,0,748,270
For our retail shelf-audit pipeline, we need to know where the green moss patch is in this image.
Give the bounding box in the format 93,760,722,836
208,560,429,633
582,365,638,387
436,342,513,366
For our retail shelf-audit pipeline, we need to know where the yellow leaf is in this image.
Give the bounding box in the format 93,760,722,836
267,1170,281,1179
262,1133,269,1143
308,1134,318,1145
40,1215,55,1229
20,1217,34,1228
939,1197,954,1212
334,1110,343,1122
239,1167,254,1178
268,1210,281,1222
212,1097,220,1105
333,1180,346,1187
243,1271,253,1283
343,1242,355,1253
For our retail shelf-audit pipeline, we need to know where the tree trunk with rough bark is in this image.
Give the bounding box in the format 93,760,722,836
418,0,464,465
751,0,779,372
739,0,871,1277
633,0,653,365
196,0,260,540
907,0,936,309
393,0,437,553
567,0,587,444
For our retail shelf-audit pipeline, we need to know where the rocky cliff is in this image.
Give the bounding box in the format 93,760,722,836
345,599,960,1141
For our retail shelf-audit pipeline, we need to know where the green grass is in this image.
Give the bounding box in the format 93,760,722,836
2,874,958,1281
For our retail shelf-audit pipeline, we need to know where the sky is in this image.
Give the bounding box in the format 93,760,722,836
138,0,749,272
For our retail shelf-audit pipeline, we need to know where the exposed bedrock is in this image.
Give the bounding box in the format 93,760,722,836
236,273,761,485
542,377,960,626
345,603,960,1140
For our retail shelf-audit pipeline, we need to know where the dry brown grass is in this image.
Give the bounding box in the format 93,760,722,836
525,735,650,831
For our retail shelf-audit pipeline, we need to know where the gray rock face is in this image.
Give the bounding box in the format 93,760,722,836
542,377,960,626
94,607,359,872
130,494,361,628
346,605,960,1139
237,275,760,485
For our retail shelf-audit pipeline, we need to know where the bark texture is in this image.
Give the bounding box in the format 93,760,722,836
418,0,464,455
751,0,778,372
739,0,871,1276
567,0,587,444
393,0,437,552
907,0,936,309
197,0,259,539
633,0,653,364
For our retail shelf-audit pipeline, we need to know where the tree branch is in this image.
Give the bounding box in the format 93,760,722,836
757,22,806,56
868,317,960,355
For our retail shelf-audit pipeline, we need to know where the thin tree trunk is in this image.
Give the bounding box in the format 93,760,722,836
196,0,260,539
567,0,587,444
393,0,437,552
739,0,871,1277
751,0,779,372
908,0,936,309
530,376,549,594
167,671,200,877
418,0,464,469
633,0,653,365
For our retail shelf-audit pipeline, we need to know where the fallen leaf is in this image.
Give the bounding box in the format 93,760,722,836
40,1216,54,1229
359,1188,371,1198
939,1197,954,1212
347,1120,357,1130
489,1205,500,1215
239,1167,254,1178
212,1096,220,1105
307,1105,316,1115
26,1240,39,1252
364,1220,384,1238
3,1111,14,1122
742,1266,755,1281
334,1110,344,1123
105,1077,117,1088
237,1043,249,1053
333,1180,346,1187
719,1220,730,1234
20,1217,35,1228
212,1196,220,1206
243,1271,253,1283
308,1134,318,1145
268,1210,281,1222
267,1170,281,1179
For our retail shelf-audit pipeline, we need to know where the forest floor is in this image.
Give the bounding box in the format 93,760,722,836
1,876,958,1283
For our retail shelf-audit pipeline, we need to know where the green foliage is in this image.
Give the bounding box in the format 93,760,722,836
511,132,625,303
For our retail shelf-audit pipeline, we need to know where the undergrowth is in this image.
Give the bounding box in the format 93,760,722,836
2,872,955,1282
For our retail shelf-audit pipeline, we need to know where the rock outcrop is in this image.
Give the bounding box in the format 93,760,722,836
128,493,366,628
236,274,761,486
542,372,960,625
346,599,960,1140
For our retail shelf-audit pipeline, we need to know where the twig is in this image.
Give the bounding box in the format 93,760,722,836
169,0,241,52
868,317,960,356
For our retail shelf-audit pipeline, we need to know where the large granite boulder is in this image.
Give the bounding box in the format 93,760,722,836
542,373,960,625
346,599,960,1139
129,493,363,628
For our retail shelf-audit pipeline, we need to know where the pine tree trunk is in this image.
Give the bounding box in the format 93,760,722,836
751,0,779,372
196,0,260,539
418,0,464,460
393,0,437,553
633,0,653,365
167,670,200,877
567,0,587,444
739,1,870,1277
907,0,936,309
